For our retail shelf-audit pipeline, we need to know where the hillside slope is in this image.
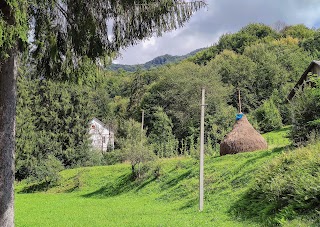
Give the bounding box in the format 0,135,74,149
15,127,318,226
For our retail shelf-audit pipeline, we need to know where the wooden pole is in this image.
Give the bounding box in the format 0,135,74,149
199,87,205,212
238,89,242,113
141,110,144,135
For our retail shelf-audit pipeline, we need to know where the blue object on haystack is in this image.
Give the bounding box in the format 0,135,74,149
236,113,244,121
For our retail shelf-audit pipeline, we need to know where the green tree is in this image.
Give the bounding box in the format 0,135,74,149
290,76,320,145
148,107,178,158
207,50,257,112
141,61,233,151
16,77,97,180
0,1,205,224
217,23,279,54
28,155,64,189
300,30,320,59
121,119,155,179
282,24,315,39
254,99,283,133
15,75,38,180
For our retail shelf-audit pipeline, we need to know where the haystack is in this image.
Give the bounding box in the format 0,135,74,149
220,114,267,156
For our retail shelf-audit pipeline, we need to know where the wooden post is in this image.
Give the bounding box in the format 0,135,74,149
199,87,205,212
141,110,144,137
238,89,242,113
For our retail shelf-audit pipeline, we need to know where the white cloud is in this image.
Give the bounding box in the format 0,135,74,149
114,0,320,65
142,37,156,49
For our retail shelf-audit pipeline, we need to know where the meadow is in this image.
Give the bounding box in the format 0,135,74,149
15,127,318,226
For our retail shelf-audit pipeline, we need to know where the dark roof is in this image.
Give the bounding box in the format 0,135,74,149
287,60,320,101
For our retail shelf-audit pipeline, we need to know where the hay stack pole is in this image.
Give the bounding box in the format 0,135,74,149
238,89,242,113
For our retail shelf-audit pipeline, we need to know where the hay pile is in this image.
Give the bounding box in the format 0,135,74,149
220,115,267,156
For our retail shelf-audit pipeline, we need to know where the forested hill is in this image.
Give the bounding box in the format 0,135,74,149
109,48,205,72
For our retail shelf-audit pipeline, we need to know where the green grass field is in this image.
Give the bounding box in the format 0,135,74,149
15,127,294,226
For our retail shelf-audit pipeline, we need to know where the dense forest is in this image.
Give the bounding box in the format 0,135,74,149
16,23,320,181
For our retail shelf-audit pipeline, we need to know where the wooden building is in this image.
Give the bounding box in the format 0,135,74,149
89,118,114,152
287,60,320,100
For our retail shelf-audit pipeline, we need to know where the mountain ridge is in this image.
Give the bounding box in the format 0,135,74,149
109,48,206,72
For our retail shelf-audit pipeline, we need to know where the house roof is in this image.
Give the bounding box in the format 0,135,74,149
91,117,105,126
287,60,320,101
90,118,113,132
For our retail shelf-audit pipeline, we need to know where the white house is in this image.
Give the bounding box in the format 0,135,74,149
89,118,114,152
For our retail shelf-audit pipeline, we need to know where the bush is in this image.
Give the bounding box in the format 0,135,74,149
28,155,64,189
120,119,156,179
83,149,103,166
254,99,283,133
101,149,125,165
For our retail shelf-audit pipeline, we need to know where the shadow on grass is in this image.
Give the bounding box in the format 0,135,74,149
19,181,53,193
179,198,197,210
82,173,134,198
135,177,157,191
160,170,192,191
62,173,85,193
82,172,159,198
229,187,282,226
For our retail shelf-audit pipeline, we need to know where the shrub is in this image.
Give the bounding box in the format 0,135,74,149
120,119,155,179
101,149,125,165
28,155,64,189
254,99,283,133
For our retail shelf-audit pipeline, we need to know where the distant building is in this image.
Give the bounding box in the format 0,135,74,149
287,60,320,100
89,118,114,152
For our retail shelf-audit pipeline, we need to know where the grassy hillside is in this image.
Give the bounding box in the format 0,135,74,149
15,127,319,226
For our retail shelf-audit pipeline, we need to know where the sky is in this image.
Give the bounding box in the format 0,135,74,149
113,0,320,65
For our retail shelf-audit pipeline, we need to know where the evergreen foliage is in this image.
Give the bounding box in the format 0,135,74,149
148,107,178,158
0,0,28,58
16,77,95,179
29,0,206,79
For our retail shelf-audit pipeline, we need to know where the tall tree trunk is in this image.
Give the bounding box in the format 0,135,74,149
0,1,17,225
0,47,17,227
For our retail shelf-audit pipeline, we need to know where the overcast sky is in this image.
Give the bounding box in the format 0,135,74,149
113,0,320,65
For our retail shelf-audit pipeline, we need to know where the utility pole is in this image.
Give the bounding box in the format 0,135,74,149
199,87,206,212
